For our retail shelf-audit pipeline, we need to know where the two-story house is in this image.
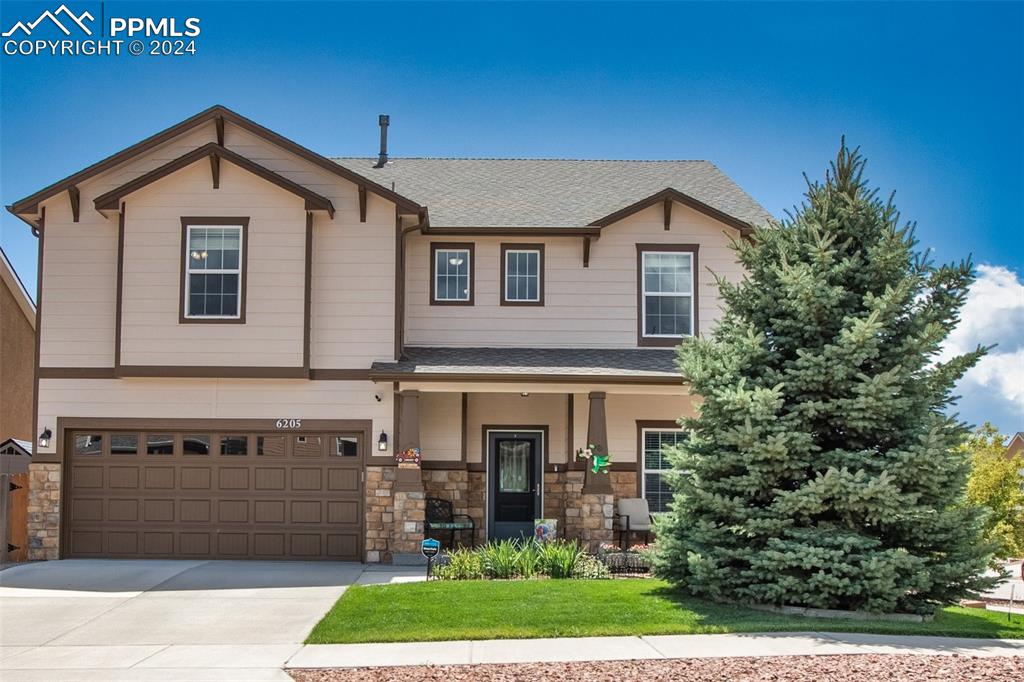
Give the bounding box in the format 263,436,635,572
6,106,770,562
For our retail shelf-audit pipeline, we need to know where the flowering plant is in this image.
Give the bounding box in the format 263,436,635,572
575,444,611,474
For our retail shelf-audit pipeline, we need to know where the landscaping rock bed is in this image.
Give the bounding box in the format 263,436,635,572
290,655,1023,681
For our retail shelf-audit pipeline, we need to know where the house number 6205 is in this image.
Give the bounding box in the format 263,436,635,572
275,419,302,429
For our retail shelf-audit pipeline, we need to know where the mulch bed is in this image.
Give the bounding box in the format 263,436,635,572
290,655,1023,681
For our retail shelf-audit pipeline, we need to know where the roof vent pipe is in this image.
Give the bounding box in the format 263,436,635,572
374,114,390,168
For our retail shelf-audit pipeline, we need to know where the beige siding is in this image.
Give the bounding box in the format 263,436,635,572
38,197,117,368
36,378,394,456
405,202,743,347
36,117,397,370
419,392,463,461
569,392,693,465
120,162,306,366
465,393,569,464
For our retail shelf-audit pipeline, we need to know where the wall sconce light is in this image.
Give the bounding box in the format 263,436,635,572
377,430,388,451
38,428,52,449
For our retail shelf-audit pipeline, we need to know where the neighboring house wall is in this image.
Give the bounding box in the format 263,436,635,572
0,271,35,440
404,201,743,347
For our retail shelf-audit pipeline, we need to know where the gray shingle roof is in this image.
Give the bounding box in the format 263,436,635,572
332,158,771,229
370,347,680,380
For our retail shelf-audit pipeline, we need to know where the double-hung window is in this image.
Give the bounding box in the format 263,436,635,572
502,244,543,305
639,245,696,344
183,221,246,320
641,427,686,513
431,243,473,304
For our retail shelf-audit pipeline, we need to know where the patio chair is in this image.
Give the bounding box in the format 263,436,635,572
424,497,476,549
617,497,654,550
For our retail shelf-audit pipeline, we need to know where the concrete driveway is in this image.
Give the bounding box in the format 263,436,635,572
0,559,422,681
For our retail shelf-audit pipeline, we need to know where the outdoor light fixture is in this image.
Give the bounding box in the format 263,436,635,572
38,428,52,449
377,430,388,451
520,392,530,397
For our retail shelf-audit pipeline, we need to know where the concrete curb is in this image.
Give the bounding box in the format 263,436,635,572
285,632,1024,669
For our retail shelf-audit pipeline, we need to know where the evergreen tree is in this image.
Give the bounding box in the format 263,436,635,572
653,143,997,614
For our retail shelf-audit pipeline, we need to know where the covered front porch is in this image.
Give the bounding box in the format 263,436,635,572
365,347,694,562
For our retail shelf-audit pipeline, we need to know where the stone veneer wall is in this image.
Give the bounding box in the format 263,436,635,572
364,465,395,562
27,463,61,561
391,489,426,556
422,468,485,547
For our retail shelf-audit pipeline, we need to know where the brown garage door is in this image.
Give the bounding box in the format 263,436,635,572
64,429,363,560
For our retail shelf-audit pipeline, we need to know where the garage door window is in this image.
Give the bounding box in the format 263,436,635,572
220,435,248,455
110,434,138,455
257,435,286,456
334,437,358,457
146,435,175,455
183,435,210,455
74,434,103,455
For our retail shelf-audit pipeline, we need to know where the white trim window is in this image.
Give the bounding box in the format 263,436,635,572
504,249,541,303
434,247,471,302
641,251,694,338
641,428,686,513
185,225,243,318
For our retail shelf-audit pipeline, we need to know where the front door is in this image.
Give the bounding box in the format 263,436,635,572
488,430,543,541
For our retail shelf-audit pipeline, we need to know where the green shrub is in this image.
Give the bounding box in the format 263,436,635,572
573,554,611,579
481,539,520,579
516,541,542,578
539,539,585,578
435,547,483,580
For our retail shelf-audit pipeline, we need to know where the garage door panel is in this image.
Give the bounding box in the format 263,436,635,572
65,428,364,560
108,466,140,488
327,468,358,491
72,498,104,522
181,467,212,489
181,499,211,522
72,466,104,488
144,467,175,489
291,468,322,491
218,468,249,490
218,500,249,523
108,499,139,522
255,467,286,490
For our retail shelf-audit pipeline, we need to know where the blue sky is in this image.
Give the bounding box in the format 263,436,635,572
1,1,1021,433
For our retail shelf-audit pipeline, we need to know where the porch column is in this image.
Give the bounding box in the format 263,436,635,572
395,390,424,493
582,391,613,494
392,389,426,564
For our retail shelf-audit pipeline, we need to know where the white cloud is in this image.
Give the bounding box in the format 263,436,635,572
939,264,1024,430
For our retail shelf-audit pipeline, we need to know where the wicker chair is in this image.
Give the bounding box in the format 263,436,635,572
424,497,476,549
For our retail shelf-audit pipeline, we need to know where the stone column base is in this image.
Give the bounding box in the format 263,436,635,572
27,462,61,561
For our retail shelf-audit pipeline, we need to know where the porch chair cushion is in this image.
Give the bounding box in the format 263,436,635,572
618,497,653,532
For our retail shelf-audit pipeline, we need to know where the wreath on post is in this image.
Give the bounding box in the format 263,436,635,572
575,444,611,474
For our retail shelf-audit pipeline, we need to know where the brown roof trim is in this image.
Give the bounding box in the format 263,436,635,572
93,143,335,217
8,105,421,218
590,187,754,236
369,370,681,385
39,366,371,381
423,226,601,237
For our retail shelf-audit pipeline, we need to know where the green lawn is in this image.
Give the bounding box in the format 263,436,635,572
307,578,1024,644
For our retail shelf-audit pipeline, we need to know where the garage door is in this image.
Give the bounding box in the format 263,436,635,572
64,429,364,560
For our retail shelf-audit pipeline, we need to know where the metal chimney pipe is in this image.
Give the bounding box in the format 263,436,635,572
374,114,390,168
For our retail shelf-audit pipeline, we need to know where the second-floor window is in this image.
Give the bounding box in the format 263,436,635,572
431,243,473,305
502,244,544,305
639,245,696,343
184,224,244,319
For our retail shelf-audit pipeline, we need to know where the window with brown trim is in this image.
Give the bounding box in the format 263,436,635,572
639,426,686,513
430,242,474,305
501,243,544,306
180,217,249,323
637,243,699,346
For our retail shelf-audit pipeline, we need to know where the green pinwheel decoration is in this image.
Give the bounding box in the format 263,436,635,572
575,444,611,475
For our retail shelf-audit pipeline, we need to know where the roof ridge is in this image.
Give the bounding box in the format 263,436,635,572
329,157,711,163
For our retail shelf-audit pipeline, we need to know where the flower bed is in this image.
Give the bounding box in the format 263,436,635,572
432,539,610,580
598,543,654,576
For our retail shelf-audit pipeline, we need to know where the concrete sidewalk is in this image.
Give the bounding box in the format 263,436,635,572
286,632,1024,669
